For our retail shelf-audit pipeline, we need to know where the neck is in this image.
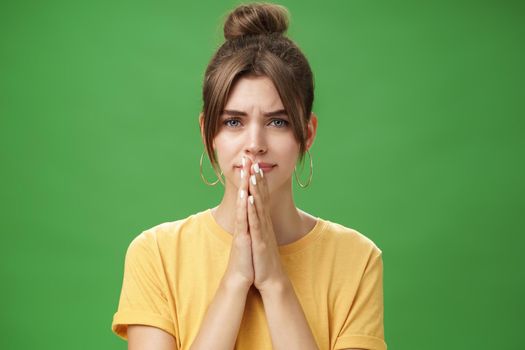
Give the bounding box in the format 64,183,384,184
211,177,303,246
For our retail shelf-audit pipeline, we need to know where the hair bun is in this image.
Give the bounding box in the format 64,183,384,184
224,3,289,41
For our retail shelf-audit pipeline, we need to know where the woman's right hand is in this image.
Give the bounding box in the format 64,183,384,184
223,156,254,290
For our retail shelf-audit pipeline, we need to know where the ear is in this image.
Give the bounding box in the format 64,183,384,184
199,112,206,147
305,112,318,150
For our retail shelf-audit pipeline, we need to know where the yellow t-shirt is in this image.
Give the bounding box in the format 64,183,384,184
111,208,387,350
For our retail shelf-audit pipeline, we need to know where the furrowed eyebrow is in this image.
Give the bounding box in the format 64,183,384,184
222,109,288,118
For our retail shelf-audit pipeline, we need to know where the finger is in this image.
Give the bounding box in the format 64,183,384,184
260,167,272,223
235,186,247,237
241,156,250,194
250,163,268,222
243,156,252,198
235,156,249,236
259,168,270,203
247,194,261,241
242,156,253,229
251,163,268,202
248,173,265,226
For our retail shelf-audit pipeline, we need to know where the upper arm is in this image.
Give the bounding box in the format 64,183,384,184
128,325,178,350
334,247,387,350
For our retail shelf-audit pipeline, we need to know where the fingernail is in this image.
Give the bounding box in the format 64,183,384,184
260,168,264,178
240,189,245,199
253,163,260,174
242,156,246,167
240,169,245,179
248,195,254,205
250,174,256,185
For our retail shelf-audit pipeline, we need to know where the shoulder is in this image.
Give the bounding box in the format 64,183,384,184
318,219,385,285
127,209,207,254
321,218,383,258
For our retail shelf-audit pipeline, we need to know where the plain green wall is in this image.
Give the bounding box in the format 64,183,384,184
1,0,523,349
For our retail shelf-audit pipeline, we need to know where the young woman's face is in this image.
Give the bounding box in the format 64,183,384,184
212,75,300,194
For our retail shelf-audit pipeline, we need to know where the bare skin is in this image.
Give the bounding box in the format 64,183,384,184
211,202,318,246
129,76,353,349
203,75,319,247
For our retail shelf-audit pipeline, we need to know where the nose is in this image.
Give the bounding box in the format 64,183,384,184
244,122,267,158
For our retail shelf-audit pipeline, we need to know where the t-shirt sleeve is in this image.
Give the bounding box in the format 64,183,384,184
334,248,387,350
111,232,177,342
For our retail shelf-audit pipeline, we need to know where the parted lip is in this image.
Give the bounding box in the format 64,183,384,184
257,162,276,168
234,162,276,168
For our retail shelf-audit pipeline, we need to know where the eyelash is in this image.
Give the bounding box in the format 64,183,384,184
223,118,289,128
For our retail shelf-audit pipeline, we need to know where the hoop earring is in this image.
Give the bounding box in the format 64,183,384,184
200,150,224,186
294,149,313,188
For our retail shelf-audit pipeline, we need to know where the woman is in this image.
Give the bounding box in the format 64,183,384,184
111,3,387,350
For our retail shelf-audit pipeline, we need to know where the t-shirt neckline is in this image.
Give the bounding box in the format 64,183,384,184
201,208,327,255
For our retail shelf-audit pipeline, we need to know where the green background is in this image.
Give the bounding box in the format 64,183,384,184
1,0,523,349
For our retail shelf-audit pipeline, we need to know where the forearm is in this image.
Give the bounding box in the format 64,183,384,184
189,276,250,350
260,277,319,350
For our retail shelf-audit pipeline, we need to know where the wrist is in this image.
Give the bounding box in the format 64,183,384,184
257,274,292,298
221,274,252,293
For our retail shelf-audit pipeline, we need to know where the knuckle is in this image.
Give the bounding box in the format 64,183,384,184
234,233,249,247
254,242,267,253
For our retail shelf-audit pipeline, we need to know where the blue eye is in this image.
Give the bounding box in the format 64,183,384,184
222,118,289,128
270,119,289,128
224,118,241,127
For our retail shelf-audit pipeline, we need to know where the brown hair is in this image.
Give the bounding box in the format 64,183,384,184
201,2,315,177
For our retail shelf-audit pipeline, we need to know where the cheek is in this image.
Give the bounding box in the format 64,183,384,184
271,143,301,180
213,137,242,180
213,137,236,160
281,140,301,164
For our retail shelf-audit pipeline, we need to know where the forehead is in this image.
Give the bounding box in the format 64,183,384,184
225,75,284,110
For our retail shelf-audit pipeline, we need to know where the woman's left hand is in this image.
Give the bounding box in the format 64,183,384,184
246,158,288,294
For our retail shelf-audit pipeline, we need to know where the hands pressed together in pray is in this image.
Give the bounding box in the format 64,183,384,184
224,155,287,295
199,155,321,350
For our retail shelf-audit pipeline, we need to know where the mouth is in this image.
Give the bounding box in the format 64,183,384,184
258,164,276,171
234,163,277,171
